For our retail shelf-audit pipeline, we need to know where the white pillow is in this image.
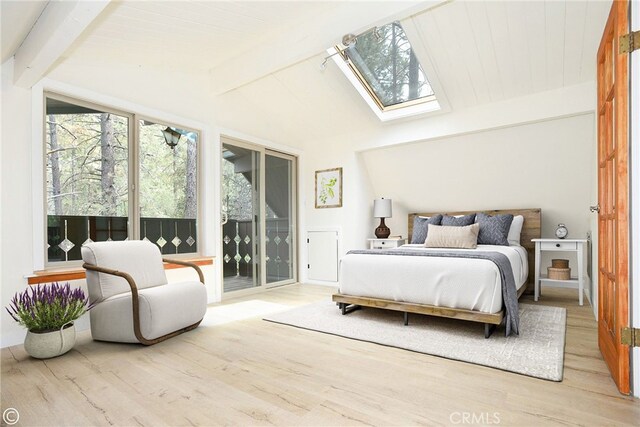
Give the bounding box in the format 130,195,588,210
424,223,480,249
507,215,524,246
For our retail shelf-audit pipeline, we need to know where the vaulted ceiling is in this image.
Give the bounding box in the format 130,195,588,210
3,0,612,146
61,0,340,72
0,0,47,63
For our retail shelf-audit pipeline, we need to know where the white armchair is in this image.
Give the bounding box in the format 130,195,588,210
81,240,207,345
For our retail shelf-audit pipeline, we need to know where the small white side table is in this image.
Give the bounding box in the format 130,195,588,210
368,238,406,249
532,238,588,305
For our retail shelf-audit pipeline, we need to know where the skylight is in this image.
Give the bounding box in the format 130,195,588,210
330,21,440,121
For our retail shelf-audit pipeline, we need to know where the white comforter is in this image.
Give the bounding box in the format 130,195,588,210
339,244,528,314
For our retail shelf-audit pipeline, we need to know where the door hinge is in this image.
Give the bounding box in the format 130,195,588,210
307,264,310,269
620,31,640,54
621,327,640,347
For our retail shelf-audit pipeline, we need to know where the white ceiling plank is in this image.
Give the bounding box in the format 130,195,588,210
428,3,478,108
464,1,504,103
563,0,588,86
0,0,47,63
13,0,110,88
524,1,548,94
505,2,533,96
484,1,518,100
410,12,464,110
545,0,566,89
401,17,451,113
579,0,612,82
446,1,491,105
208,1,445,95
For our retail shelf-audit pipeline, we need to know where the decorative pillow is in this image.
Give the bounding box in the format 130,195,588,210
476,212,514,246
441,214,475,227
411,214,443,244
424,223,480,249
507,215,524,246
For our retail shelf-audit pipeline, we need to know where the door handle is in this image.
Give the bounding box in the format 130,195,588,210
221,212,228,225
590,204,600,213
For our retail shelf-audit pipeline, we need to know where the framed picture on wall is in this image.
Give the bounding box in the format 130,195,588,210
315,167,342,208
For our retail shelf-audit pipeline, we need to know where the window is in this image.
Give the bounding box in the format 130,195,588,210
138,120,198,254
331,21,440,121
45,94,199,264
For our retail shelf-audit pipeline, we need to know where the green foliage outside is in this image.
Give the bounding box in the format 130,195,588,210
46,110,197,220
347,21,433,106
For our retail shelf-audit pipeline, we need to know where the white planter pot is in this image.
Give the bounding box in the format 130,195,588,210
24,324,76,359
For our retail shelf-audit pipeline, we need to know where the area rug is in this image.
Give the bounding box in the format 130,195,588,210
264,301,566,381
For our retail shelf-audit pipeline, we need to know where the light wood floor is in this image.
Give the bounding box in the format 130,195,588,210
1,285,639,426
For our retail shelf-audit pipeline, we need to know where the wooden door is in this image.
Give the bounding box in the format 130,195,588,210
597,0,630,395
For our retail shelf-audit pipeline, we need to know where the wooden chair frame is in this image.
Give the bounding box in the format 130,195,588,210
83,258,205,345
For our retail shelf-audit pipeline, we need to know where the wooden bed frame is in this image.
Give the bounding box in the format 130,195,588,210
332,208,541,337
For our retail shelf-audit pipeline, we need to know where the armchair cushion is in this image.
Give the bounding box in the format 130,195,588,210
82,241,168,302
89,280,207,343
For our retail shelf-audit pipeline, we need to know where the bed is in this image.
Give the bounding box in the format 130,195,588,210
332,208,541,337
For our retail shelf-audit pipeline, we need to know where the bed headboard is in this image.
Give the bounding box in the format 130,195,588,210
408,209,541,288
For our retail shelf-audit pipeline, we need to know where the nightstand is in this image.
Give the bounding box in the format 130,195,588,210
368,238,406,249
532,238,588,305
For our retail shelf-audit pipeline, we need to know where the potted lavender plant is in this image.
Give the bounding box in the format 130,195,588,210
6,282,93,359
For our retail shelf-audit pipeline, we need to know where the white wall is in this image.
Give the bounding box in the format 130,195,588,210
0,55,309,347
299,142,376,285
1,58,35,347
0,57,223,347
298,111,598,296
0,38,603,346
363,114,596,287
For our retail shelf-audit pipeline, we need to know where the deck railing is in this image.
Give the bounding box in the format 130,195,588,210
47,215,197,262
222,218,293,283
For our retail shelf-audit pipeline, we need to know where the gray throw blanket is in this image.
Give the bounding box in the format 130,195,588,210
346,248,520,336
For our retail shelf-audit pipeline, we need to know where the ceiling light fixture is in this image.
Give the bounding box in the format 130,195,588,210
320,26,382,71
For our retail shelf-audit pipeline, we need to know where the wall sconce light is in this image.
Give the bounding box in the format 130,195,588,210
162,127,181,149
373,197,392,238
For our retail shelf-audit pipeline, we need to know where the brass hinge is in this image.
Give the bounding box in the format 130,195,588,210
621,327,640,347
620,31,640,54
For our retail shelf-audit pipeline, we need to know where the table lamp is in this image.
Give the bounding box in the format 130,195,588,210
373,198,392,238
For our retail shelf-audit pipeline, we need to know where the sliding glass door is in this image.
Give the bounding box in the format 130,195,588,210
222,142,261,292
265,152,295,284
221,139,296,293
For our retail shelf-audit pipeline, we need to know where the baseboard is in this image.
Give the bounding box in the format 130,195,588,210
304,280,339,287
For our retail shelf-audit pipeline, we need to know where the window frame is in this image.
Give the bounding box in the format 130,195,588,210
43,92,203,267
328,22,442,122
336,46,438,113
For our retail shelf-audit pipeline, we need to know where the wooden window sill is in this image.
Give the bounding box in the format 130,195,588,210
26,257,214,285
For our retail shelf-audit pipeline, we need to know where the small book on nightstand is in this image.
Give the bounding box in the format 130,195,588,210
387,235,403,240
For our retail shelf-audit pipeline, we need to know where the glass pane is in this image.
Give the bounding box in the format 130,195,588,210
139,120,198,255
222,143,261,292
265,154,294,284
345,21,434,108
45,97,129,262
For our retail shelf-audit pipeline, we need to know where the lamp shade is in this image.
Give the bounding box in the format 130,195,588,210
373,198,392,218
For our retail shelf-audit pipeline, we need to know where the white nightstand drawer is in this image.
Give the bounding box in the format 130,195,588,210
368,238,405,249
372,241,392,249
540,241,578,251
